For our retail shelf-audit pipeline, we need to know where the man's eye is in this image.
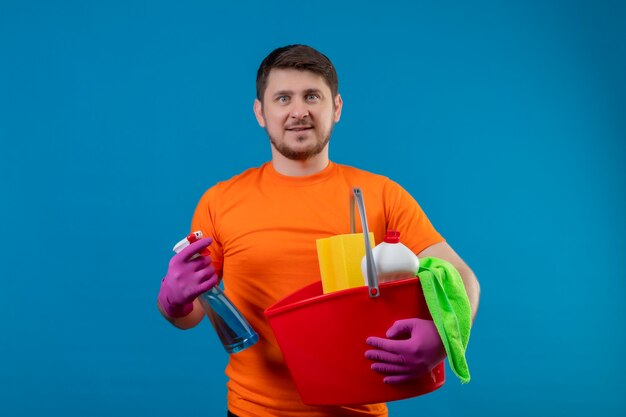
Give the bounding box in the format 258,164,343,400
306,95,319,101
278,96,289,103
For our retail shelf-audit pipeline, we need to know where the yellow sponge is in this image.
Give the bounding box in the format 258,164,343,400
316,233,375,294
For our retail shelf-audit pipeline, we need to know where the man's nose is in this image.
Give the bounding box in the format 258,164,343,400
290,100,309,119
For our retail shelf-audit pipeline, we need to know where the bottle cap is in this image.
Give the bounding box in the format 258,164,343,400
384,230,400,243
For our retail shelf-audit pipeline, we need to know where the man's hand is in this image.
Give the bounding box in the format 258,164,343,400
365,318,446,384
157,237,218,318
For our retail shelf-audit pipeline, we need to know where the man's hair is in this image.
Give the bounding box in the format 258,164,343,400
256,44,339,101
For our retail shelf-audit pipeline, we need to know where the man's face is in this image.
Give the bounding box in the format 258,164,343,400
254,68,342,161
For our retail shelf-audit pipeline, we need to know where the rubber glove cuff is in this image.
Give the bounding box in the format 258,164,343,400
158,279,194,318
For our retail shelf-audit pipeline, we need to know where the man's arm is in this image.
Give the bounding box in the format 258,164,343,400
365,240,480,383
418,241,480,322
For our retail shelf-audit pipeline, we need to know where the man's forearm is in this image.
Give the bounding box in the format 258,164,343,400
456,264,480,323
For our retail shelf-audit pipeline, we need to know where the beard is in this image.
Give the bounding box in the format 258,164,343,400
268,121,335,161
269,131,331,161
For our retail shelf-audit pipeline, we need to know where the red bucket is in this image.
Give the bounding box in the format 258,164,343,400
264,276,445,405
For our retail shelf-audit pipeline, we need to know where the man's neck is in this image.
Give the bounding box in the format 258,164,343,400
270,148,330,176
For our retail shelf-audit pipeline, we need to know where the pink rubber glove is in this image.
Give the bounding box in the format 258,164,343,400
365,318,447,384
158,237,218,318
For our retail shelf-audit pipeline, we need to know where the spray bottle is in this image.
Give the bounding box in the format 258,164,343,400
174,231,259,354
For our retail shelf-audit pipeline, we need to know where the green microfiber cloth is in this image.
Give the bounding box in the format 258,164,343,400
418,256,472,383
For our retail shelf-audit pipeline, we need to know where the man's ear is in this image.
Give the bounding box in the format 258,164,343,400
333,94,343,123
253,99,266,128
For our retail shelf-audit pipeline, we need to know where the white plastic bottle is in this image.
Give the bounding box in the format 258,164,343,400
361,230,420,284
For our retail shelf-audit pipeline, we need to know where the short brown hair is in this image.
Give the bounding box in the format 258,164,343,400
256,44,339,101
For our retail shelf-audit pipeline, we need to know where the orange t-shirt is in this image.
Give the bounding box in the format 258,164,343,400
191,161,444,417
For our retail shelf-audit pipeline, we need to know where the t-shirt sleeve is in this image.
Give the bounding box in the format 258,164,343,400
382,178,444,254
190,185,224,276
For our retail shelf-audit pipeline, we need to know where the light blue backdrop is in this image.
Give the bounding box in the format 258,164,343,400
1,1,624,416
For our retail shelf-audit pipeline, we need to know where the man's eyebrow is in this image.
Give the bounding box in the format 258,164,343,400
303,88,323,95
273,90,293,97
272,88,323,97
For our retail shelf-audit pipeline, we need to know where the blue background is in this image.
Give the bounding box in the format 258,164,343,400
1,0,625,416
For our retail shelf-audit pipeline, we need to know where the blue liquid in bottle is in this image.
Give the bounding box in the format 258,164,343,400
199,286,259,354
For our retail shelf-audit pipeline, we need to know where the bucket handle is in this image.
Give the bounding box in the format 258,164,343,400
350,188,380,298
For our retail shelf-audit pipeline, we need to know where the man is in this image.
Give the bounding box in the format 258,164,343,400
157,45,480,417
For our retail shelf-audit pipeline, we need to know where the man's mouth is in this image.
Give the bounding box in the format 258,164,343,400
286,126,313,132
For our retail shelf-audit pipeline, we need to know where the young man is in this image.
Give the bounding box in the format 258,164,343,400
158,45,480,417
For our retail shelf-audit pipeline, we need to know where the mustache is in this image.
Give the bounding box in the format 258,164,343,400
285,120,313,129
